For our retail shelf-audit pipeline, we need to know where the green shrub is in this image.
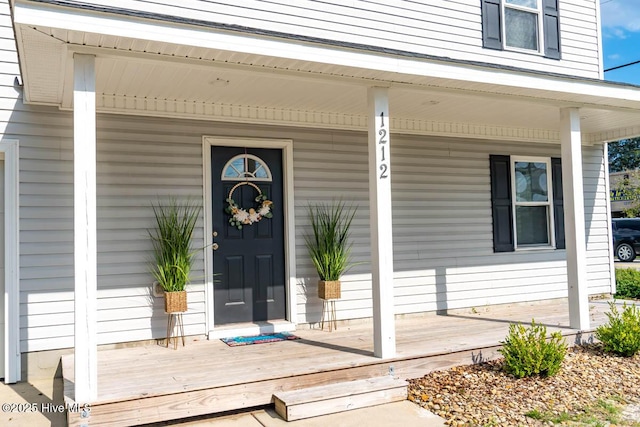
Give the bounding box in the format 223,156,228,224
595,302,640,357
499,320,567,378
615,268,640,299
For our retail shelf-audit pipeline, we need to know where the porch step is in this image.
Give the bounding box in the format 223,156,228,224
273,376,408,421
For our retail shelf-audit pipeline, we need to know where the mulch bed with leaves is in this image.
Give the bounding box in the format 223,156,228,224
408,344,640,426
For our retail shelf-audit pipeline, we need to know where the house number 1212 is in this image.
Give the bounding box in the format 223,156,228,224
378,112,389,179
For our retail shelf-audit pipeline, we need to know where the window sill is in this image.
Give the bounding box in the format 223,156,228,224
515,246,557,252
504,46,544,57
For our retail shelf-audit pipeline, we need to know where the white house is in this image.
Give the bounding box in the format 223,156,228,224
1,0,639,406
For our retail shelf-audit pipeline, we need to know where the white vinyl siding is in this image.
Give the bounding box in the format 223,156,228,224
13,101,613,350
16,112,612,351
58,0,601,78
583,144,614,294
292,130,611,322
392,139,607,315
20,114,208,352
395,139,610,314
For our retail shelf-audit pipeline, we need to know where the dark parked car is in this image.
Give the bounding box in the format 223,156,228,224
612,218,640,262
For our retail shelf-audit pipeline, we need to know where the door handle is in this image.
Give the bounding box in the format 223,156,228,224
212,243,219,251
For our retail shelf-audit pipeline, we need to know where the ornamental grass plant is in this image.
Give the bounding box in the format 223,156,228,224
305,200,357,281
149,198,201,293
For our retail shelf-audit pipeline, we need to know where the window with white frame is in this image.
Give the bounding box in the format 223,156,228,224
481,0,561,60
504,0,541,52
512,158,555,248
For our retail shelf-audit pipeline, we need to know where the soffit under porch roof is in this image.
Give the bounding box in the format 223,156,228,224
13,22,640,145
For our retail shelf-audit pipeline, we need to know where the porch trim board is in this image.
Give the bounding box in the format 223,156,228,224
0,139,19,384
202,136,296,335
86,89,640,145
92,96,564,145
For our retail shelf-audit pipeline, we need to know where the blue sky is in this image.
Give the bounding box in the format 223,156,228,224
600,0,640,85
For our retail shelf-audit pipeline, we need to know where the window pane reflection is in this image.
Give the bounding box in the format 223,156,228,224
516,206,549,245
515,161,548,202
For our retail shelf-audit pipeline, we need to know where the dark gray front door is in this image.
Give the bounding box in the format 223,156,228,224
212,146,286,324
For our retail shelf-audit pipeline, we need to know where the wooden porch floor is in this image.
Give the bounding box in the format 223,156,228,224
63,298,615,427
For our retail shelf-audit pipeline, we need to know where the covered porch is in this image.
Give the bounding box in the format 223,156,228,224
62,298,614,427
9,0,640,411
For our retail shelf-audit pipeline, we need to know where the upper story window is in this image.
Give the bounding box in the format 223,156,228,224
221,154,273,182
481,0,561,60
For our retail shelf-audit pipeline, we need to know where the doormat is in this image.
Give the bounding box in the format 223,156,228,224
221,332,300,347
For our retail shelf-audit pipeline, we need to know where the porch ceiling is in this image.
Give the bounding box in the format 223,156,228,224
13,22,640,144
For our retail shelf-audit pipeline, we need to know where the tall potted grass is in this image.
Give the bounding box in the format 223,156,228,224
149,199,201,313
305,200,358,300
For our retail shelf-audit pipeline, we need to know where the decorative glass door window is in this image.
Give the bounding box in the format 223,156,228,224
504,0,541,51
221,154,273,182
512,159,555,247
220,153,274,229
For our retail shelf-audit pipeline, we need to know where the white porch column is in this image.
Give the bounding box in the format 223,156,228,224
559,107,590,330
368,87,396,358
73,53,97,403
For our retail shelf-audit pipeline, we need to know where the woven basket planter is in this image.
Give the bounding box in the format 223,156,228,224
318,280,341,300
165,290,187,313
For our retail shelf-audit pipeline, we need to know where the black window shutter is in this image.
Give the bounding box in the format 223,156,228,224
542,0,561,59
551,157,565,249
482,0,503,50
490,155,514,252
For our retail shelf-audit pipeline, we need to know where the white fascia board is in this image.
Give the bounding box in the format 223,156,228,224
13,0,640,107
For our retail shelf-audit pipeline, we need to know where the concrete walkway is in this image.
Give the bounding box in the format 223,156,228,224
0,378,66,427
0,377,445,427
167,402,445,427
